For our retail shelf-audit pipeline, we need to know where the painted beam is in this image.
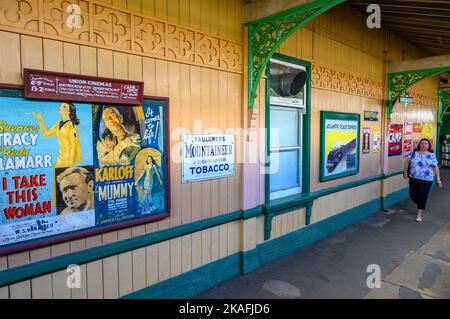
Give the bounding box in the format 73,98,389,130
387,54,450,74
245,0,316,23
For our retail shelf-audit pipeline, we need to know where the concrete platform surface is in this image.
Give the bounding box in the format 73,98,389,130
198,169,450,299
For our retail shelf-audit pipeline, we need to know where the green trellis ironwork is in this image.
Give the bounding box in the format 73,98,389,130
387,66,450,119
247,0,345,109
438,88,450,123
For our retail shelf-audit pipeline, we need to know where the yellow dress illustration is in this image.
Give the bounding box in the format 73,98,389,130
34,103,82,167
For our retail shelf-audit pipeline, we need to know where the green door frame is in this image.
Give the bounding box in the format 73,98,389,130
247,0,346,109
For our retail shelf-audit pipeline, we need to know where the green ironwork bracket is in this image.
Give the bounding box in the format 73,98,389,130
438,88,450,123
387,66,450,119
247,0,345,109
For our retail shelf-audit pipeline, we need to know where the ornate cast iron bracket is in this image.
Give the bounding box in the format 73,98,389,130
247,0,345,109
386,66,450,119
438,88,450,124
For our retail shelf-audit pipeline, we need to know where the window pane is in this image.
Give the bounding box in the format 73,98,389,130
270,106,300,148
269,150,301,193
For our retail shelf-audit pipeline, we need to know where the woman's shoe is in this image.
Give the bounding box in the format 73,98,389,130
415,217,423,222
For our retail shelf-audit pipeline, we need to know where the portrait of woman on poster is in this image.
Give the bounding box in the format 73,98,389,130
136,155,163,212
403,138,443,222
33,102,82,168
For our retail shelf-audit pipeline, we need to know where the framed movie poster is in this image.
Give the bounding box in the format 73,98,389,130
0,92,169,254
388,124,403,157
372,128,380,153
320,111,360,182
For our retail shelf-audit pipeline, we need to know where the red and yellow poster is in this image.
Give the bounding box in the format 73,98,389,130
388,124,403,157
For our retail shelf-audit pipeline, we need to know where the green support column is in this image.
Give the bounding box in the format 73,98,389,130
248,0,345,109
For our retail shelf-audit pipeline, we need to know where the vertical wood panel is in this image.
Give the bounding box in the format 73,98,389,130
118,252,133,297
0,286,9,299
201,68,211,219
180,64,192,224
179,0,190,26
71,264,87,299
132,248,147,292
181,234,192,272
201,229,211,265
43,39,63,72
85,235,102,248
97,49,114,77
170,237,182,277
113,52,128,79
9,281,31,299
210,69,220,216
103,256,119,299
190,0,201,30
31,275,53,299
80,46,97,76
51,242,70,257
219,223,228,258
167,0,180,24
191,231,202,269
218,71,228,213
52,270,72,299
69,239,86,253
20,35,43,71
7,252,29,268
158,241,171,281
128,55,143,81
0,31,21,84
63,43,80,74
0,256,7,271
146,244,159,286
87,260,103,299
142,0,155,16
210,226,219,262
142,57,156,96
168,61,182,227
190,66,202,221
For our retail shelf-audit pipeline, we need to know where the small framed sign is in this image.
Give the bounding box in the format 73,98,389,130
364,111,379,122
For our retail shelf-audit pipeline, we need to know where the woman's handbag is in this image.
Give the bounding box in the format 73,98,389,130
407,150,416,177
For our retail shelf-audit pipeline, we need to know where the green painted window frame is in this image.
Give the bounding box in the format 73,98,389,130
265,53,311,204
319,111,361,182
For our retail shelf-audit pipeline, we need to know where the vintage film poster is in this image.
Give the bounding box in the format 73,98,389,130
320,112,360,182
404,122,413,158
362,128,371,154
388,124,403,157
0,97,167,248
372,128,380,153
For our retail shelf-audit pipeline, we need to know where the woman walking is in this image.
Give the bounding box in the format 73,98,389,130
403,138,443,222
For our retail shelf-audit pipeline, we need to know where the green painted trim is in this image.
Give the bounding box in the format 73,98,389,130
242,206,263,219
248,0,345,108
0,88,23,98
122,253,242,299
0,207,261,287
258,198,382,266
263,174,382,239
319,111,361,182
383,187,409,209
265,53,312,203
241,248,261,275
382,169,404,179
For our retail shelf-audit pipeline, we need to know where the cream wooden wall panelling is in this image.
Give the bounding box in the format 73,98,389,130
180,63,193,224
80,46,98,76
201,228,212,266
170,237,182,277
158,240,171,281
181,233,192,273
168,61,182,227
219,223,228,259
210,69,220,217
218,71,229,214
0,256,7,271
103,255,119,299
131,247,146,292
31,274,52,299
201,67,212,220
72,264,88,299
190,66,203,222
0,286,9,299
87,260,103,299
7,251,29,269
191,231,202,269
52,269,72,299
9,280,31,299
145,244,159,287
118,252,133,297
0,31,21,84
210,226,220,262
20,35,43,71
